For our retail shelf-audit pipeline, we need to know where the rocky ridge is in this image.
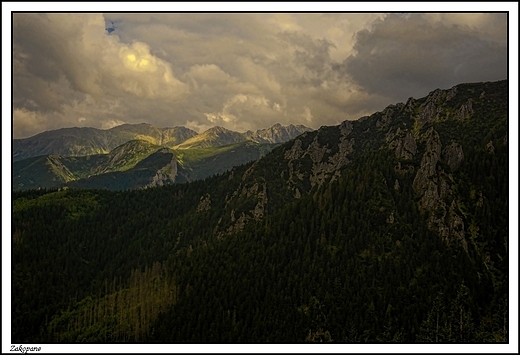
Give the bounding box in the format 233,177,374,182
211,80,507,252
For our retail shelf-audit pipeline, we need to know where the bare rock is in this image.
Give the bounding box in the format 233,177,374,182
447,200,467,252
456,99,474,120
196,194,211,212
442,142,464,171
148,152,178,187
412,128,442,199
388,129,417,160
376,104,402,130
446,86,458,101
284,139,304,160
418,89,446,122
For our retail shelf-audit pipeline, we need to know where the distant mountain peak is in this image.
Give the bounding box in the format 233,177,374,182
243,123,313,144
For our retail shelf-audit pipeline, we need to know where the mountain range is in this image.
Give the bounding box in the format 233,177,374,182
12,80,508,343
12,123,312,190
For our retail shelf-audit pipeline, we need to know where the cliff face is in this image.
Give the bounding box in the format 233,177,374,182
412,127,466,250
283,120,354,193
146,149,179,188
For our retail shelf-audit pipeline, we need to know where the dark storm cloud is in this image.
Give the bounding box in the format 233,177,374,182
344,13,507,102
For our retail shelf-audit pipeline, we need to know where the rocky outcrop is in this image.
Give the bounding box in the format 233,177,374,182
147,150,178,187
216,181,268,238
418,89,446,122
387,128,417,160
442,142,464,171
196,194,211,212
445,86,458,101
412,128,443,210
456,99,474,120
446,200,467,252
284,138,305,161
376,103,404,130
412,128,467,250
284,122,355,190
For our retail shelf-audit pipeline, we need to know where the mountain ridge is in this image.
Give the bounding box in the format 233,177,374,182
13,123,314,161
13,123,312,190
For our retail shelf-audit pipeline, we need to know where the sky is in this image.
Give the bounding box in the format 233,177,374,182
7,5,512,139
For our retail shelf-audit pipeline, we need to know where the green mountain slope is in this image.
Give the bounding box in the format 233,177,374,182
13,140,280,191
13,140,163,190
91,139,164,175
66,148,184,190
175,141,279,181
12,80,508,343
13,124,198,161
174,126,247,149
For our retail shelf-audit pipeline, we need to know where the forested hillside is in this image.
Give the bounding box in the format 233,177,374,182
11,80,508,343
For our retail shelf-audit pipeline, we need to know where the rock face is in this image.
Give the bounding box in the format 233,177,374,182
411,127,466,250
92,140,160,175
456,99,474,120
412,127,444,211
215,181,268,238
388,129,417,160
146,149,179,188
284,121,355,192
376,104,403,130
442,142,464,171
243,123,313,144
160,126,199,146
386,82,496,252
419,89,446,122
196,194,211,212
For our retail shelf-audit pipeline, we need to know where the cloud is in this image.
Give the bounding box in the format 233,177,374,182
184,120,213,134
13,13,192,137
13,109,48,139
204,94,281,132
344,13,507,102
100,119,127,130
302,107,313,123
11,13,509,139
